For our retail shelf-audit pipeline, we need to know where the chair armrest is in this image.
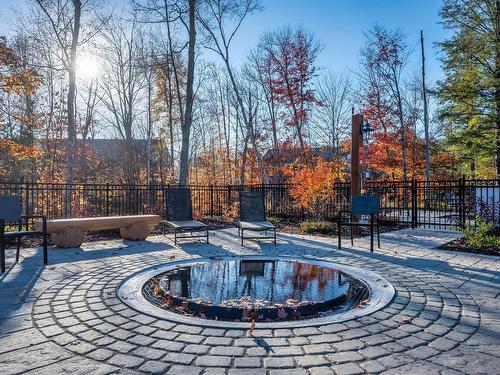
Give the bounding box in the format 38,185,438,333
21,215,47,232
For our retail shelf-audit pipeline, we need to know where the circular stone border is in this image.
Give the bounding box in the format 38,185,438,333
117,255,395,329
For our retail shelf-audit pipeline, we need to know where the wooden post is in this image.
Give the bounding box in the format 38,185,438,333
350,113,364,234
351,113,363,197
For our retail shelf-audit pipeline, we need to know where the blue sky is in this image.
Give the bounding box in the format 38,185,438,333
230,0,447,83
0,0,447,83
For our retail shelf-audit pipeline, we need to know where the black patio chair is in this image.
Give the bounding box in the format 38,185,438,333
238,190,276,246
337,195,381,253
164,187,208,245
0,196,48,273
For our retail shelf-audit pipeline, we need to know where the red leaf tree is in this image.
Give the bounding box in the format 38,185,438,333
257,26,320,149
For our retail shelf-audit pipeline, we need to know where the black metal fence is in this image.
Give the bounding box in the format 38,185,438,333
0,179,498,230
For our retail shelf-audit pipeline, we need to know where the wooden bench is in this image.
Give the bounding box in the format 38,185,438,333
35,215,162,248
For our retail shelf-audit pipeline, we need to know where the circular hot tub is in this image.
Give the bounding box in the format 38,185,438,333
118,256,395,328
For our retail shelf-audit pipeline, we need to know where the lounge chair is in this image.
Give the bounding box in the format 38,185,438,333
0,196,48,272
337,195,381,252
238,190,276,246
164,187,208,245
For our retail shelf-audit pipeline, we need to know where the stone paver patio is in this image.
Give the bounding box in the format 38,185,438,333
0,228,499,374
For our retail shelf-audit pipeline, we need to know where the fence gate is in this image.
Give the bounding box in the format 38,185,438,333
412,179,464,229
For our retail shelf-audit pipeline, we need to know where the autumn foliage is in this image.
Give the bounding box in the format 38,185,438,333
259,27,320,149
0,38,44,178
284,150,346,212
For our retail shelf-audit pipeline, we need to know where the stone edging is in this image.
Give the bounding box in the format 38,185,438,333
117,255,396,329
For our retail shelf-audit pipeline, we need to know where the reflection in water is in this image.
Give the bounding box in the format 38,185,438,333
159,259,351,306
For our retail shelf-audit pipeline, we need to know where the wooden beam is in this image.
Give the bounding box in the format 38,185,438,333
351,113,363,197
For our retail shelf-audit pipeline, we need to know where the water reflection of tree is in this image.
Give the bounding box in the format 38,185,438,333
267,261,277,302
289,263,336,293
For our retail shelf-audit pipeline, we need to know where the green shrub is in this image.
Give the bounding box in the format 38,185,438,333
462,219,500,250
267,216,281,225
300,221,336,235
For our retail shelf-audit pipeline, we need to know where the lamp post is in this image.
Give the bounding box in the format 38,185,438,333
360,119,375,187
350,110,374,198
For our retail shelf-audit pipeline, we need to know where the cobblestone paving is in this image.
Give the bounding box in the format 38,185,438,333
0,228,499,374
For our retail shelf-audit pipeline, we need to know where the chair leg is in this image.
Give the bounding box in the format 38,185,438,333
16,237,21,263
350,226,354,246
377,221,381,248
338,222,342,249
16,220,21,263
174,229,177,246
43,220,48,265
241,229,244,246
274,228,276,246
0,221,5,273
206,229,209,244
0,238,5,274
370,221,374,253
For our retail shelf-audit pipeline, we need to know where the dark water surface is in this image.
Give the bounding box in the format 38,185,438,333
158,259,355,306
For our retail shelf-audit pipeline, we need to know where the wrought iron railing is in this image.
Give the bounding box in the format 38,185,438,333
0,179,498,230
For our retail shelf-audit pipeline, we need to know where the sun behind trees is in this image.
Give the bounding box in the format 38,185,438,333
0,0,498,189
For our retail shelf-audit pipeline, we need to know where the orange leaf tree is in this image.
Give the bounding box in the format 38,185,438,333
284,152,345,218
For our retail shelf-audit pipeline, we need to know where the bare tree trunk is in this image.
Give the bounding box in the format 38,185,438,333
63,0,82,217
395,85,408,183
164,58,175,181
66,0,81,187
496,0,500,177
79,81,98,181
178,0,196,185
224,62,269,183
239,133,250,185
421,30,431,182
247,91,267,183
146,68,153,185
196,0,266,182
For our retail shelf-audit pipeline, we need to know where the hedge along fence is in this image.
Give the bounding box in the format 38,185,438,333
0,179,498,230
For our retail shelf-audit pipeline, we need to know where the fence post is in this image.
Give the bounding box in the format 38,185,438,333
210,185,214,217
459,175,466,228
105,183,110,217
25,182,30,216
164,185,169,216
410,177,417,229
410,179,414,229
415,179,419,228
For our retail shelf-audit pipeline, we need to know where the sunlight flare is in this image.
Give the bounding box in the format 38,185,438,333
77,53,101,80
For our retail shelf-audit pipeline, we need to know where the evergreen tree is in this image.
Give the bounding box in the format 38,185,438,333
438,0,500,178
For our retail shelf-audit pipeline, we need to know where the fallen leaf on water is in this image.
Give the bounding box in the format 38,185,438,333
154,284,161,296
